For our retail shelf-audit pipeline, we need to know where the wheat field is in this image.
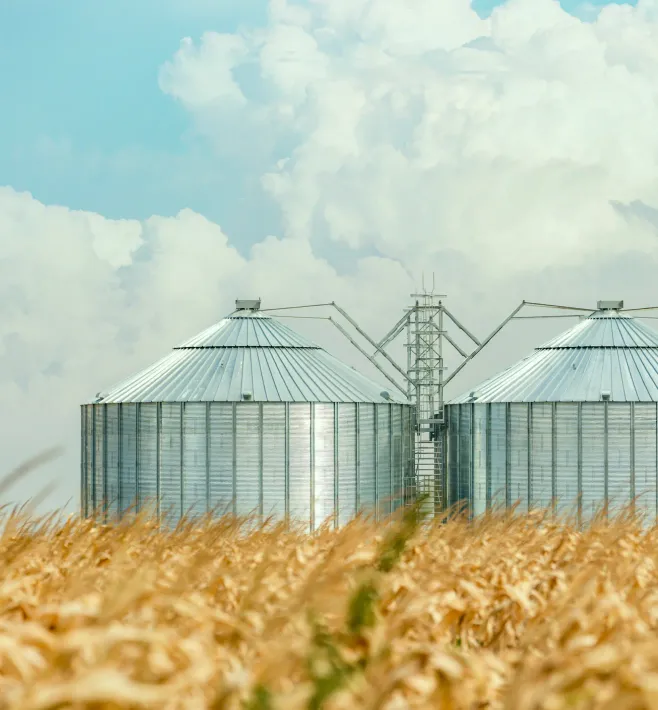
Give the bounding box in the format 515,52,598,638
1,498,657,709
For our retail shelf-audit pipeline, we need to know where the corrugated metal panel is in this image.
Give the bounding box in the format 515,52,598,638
82,397,411,529
235,404,260,518
84,406,93,516
262,404,286,521
96,347,407,405
581,404,605,522
401,407,411,504
94,406,105,516
458,405,472,507
447,406,460,507
489,404,507,508
450,312,658,403
81,408,86,517
359,405,376,512
509,404,528,513
105,404,120,520
472,405,487,516
607,403,631,518
554,404,579,518
314,403,335,527
176,314,319,349
376,405,391,518
92,314,407,405
634,403,656,521
447,399,658,522
289,404,311,526
138,404,158,515
338,404,357,525
120,404,137,515
182,403,207,517
160,403,182,523
540,313,658,349
391,406,402,513
530,403,552,510
208,404,234,515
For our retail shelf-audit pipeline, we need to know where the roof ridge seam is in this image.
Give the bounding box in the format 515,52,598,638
172,345,323,350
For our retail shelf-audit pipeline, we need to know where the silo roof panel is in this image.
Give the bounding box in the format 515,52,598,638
91,314,407,405
450,311,658,403
176,314,319,349
538,312,658,349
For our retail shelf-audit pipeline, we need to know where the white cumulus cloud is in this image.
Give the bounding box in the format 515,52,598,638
0,188,414,510
4,0,658,511
161,0,658,274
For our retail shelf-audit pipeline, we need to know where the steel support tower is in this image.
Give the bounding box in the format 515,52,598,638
406,291,447,516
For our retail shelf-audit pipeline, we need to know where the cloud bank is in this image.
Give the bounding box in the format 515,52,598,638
3,0,658,509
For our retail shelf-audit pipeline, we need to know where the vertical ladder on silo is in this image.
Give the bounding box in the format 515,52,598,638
415,415,446,517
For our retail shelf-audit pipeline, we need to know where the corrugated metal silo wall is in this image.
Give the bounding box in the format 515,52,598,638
445,403,658,523
81,402,415,530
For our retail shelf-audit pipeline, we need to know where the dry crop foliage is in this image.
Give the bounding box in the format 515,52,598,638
2,501,658,710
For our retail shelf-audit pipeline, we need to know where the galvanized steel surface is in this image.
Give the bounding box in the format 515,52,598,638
446,402,658,522
81,402,415,530
93,315,406,404
540,312,658,349
450,312,658,403
176,313,317,349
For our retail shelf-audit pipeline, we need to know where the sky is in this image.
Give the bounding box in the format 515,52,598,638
0,0,656,512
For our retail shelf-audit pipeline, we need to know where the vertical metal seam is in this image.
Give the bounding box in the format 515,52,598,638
484,402,492,511
440,414,447,514
456,405,461,515
91,405,96,517
527,404,533,512
505,403,511,509
551,402,557,515
355,403,360,513
156,403,161,522
232,402,237,517
135,402,141,514
103,404,108,523
205,402,210,517
389,404,393,519
604,400,609,518
81,407,86,518
284,403,290,523
259,402,264,523
408,407,414,507
118,404,123,518
310,403,315,532
334,403,339,529
374,405,379,521
470,404,475,520
177,402,183,520
577,402,583,527
444,408,450,509
630,401,635,513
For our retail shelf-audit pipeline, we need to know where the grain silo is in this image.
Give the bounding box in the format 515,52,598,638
81,300,414,529
445,301,658,522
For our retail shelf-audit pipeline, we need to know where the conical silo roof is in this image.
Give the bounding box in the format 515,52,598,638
450,309,658,403
92,312,407,404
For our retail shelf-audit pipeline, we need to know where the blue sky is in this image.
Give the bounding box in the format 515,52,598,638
0,0,638,251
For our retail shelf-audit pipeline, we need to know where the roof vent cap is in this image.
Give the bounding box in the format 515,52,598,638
597,300,623,311
235,298,261,312
601,391,611,401
380,390,391,401
242,391,253,401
